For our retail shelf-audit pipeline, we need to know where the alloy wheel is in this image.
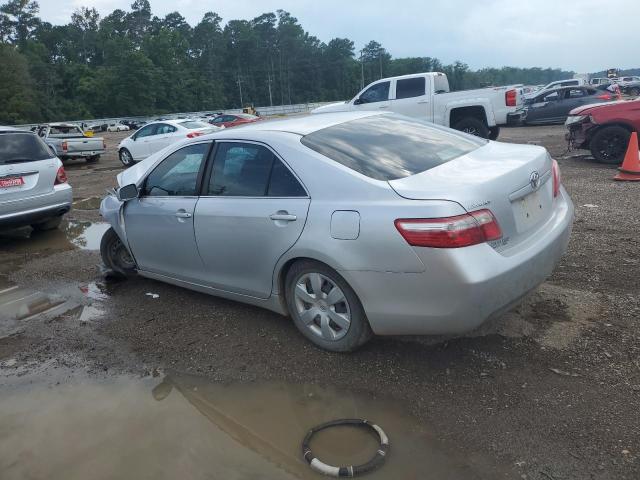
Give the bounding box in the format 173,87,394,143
293,272,351,341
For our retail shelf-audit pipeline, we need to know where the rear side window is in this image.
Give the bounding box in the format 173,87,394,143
300,115,484,181
396,77,426,99
208,142,306,197
0,132,52,164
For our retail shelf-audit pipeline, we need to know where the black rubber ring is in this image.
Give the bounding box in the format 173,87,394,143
301,418,389,477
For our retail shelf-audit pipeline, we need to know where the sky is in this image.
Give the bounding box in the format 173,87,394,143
36,0,637,73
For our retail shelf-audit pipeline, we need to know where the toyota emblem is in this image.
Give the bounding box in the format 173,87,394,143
530,171,540,190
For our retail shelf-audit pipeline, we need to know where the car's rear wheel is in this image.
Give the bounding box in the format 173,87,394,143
119,148,134,167
285,260,372,352
31,216,62,231
453,117,490,139
589,126,631,164
100,227,136,276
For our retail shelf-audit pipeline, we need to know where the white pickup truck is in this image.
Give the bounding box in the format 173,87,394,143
312,72,524,139
37,123,106,163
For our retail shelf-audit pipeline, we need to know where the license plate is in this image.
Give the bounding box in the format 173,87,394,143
0,177,24,188
513,188,549,232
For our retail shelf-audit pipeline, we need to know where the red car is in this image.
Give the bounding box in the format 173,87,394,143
566,99,640,164
209,113,261,129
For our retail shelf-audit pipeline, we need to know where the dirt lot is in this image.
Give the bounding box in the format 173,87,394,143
1,125,639,479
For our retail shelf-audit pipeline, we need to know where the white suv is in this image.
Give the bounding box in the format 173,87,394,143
0,127,72,231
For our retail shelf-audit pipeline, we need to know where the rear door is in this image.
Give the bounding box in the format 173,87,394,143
124,142,211,282
194,141,310,298
144,123,178,155
0,132,57,212
391,76,430,119
353,81,391,112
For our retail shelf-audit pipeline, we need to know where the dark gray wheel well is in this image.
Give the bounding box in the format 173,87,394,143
450,106,488,126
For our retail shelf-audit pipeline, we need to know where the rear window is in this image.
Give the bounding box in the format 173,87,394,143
0,132,52,164
49,125,83,136
396,77,426,99
300,115,484,181
178,121,210,129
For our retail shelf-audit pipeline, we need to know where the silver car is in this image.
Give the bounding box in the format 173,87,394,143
1,127,72,231
100,112,574,352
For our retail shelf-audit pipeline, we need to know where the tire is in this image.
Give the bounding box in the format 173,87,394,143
589,126,631,164
100,227,136,276
489,126,501,140
119,148,134,167
285,260,372,352
87,155,100,163
31,216,62,231
452,117,490,139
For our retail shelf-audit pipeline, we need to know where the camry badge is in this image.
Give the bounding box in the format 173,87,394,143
530,171,540,190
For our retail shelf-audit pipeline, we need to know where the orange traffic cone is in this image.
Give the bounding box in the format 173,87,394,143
614,131,640,181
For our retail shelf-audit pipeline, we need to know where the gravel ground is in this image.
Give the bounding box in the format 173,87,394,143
1,125,639,479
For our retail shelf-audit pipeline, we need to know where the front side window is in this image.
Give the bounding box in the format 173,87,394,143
358,82,390,104
396,77,426,99
135,124,156,139
143,143,209,196
567,89,586,98
208,143,305,197
542,91,560,102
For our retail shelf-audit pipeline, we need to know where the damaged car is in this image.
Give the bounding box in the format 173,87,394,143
100,112,573,352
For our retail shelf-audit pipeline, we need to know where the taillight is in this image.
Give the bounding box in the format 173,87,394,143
551,159,561,198
596,93,612,100
55,166,67,185
187,131,204,138
395,209,502,249
61,141,68,151
505,89,517,107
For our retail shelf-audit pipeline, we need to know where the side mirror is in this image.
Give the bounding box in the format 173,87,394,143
353,97,363,105
117,184,139,202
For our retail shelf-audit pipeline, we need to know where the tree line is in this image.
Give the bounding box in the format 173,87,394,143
1,0,579,124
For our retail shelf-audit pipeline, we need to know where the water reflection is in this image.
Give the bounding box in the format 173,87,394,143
0,374,506,480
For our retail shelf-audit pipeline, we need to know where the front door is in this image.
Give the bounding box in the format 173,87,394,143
124,142,211,282
353,81,391,112
194,141,310,298
144,123,177,156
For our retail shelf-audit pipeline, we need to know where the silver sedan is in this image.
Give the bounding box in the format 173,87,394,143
100,112,574,351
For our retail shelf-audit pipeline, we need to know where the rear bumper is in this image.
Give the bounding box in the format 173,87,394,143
0,185,72,229
507,110,526,126
342,188,574,335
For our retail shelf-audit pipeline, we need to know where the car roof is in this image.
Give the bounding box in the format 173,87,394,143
213,111,384,136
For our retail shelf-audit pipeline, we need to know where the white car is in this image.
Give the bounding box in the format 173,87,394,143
117,120,221,166
107,124,130,132
311,72,524,140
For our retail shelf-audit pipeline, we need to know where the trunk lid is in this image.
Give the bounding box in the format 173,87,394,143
388,141,554,251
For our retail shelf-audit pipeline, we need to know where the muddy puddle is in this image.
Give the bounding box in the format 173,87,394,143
0,219,110,254
0,279,109,336
0,373,505,480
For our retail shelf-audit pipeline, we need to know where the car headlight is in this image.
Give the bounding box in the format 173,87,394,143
565,115,587,126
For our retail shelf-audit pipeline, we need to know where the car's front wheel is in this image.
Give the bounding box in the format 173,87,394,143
119,148,134,167
100,227,136,276
285,260,372,352
590,126,631,164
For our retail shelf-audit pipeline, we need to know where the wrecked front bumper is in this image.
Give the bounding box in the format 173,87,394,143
565,119,595,150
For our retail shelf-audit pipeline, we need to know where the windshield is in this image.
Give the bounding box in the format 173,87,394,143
300,114,484,181
178,121,210,129
0,132,53,164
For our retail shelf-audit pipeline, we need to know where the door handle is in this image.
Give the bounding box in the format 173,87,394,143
270,213,297,222
417,100,429,104
378,105,389,109
175,211,192,218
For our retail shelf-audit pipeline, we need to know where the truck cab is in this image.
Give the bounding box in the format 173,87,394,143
312,72,522,140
